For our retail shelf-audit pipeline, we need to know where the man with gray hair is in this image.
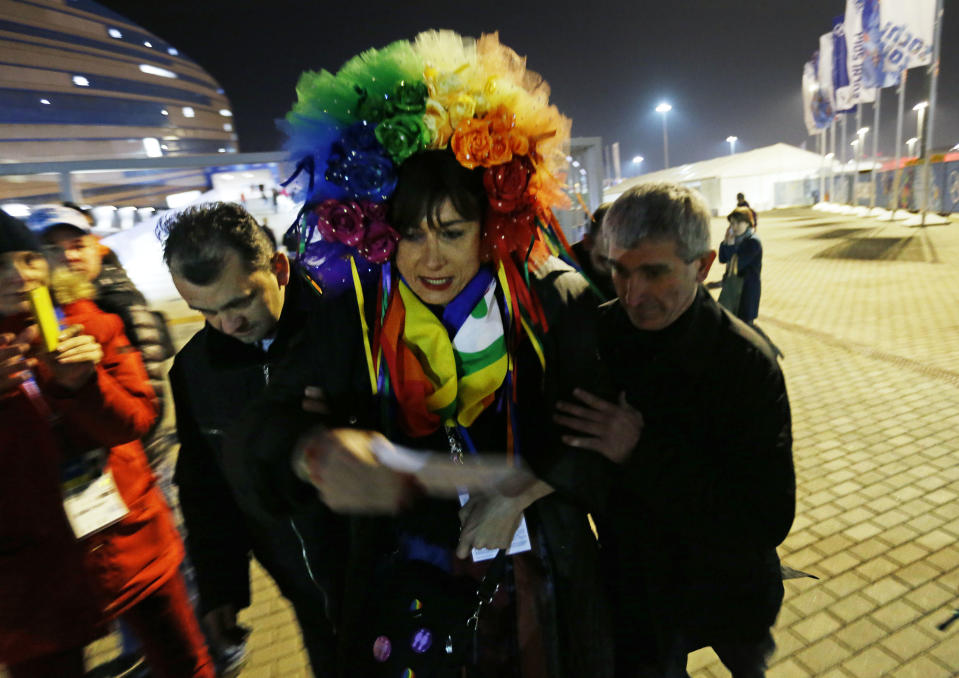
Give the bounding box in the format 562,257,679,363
556,183,795,677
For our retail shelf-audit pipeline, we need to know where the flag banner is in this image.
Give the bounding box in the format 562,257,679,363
880,0,935,82
862,0,897,88
845,0,877,102
819,32,836,112
804,56,834,135
832,17,856,111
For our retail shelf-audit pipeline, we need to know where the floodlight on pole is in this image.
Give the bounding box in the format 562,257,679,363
655,102,672,169
906,137,918,156
726,136,738,154
632,155,644,164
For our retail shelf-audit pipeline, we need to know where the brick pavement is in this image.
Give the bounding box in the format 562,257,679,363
3,207,959,677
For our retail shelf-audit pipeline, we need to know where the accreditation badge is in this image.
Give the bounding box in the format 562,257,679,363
61,449,129,539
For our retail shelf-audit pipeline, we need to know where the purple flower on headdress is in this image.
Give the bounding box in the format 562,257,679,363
314,199,367,246
360,219,400,264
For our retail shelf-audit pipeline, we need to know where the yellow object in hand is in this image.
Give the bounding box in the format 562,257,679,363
28,286,60,352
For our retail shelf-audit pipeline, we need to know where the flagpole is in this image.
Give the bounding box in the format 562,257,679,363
871,92,880,209
841,114,849,204
921,0,945,226
855,105,863,205
891,69,907,216
831,118,838,201
820,131,826,203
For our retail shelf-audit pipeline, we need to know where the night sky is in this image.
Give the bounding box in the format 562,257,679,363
101,0,959,173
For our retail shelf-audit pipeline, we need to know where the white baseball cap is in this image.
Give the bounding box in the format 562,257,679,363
26,204,92,235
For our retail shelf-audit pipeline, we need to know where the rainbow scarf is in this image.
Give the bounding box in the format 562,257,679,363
378,267,508,438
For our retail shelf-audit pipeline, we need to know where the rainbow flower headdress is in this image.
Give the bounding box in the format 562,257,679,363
281,30,574,293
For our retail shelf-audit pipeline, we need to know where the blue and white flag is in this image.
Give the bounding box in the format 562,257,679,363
819,32,835,112
879,0,935,84
832,17,856,111
861,0,895,88
845,0,877,102
804,56,834,135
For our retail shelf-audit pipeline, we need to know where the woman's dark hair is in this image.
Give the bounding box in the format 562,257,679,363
159,202,275,285
388,150,486,236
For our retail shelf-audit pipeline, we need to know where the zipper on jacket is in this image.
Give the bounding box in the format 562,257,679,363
289,516,335,632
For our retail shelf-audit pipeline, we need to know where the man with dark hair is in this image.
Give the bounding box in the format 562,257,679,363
161,202,343,677
571,203,616,301
557,183,794,677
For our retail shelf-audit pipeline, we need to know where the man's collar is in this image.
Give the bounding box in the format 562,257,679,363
604,286,720,375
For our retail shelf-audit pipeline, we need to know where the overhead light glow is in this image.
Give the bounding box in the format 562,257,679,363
571,160,580,167
143,41,153,48
72,75,90,87
913,101,928,111
632,155,644,164
223,123,233,132
168,47,179,56
218,148,226,153
219,109,233,117
181,107,195,118
655,102,672,113
107,28,123,39
139,64,177,79
160,144,169,150
726,136,738,143
142,137,163,157
160,109,169,116
39,98,51,105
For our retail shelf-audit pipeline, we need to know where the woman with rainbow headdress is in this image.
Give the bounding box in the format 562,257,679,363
234,31,634,677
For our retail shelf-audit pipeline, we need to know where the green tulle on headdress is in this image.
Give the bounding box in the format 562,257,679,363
288,40,425,126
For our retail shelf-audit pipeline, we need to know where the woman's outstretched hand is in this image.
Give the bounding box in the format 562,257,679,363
554,388,643,463
293,428,418,514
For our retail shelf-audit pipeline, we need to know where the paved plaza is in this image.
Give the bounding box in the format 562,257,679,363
4,206,959,677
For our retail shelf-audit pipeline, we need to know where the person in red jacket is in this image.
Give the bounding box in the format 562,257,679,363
0,209,214,678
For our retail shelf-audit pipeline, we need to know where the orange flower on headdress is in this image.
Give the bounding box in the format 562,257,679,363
451,118,492,169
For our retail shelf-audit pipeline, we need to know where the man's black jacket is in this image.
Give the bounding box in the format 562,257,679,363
170,272,346,624
596,286,795,657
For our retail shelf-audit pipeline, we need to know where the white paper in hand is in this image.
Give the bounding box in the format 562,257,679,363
458,491,532,562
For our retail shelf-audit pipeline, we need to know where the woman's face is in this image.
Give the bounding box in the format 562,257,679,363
394,198,482,306
0,250,50,315
730,219,749,236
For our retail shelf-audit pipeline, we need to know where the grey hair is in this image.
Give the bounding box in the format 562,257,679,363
601,182,712,262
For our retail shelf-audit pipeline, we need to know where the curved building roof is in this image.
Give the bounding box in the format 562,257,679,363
0,0,238,162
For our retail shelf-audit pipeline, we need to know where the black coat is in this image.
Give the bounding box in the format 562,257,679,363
94,256,176,456
596,287,794,666
718,230,762,323
228,258,616,678
169,273,347,666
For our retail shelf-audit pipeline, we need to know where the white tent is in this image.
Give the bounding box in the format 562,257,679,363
604,143,836,215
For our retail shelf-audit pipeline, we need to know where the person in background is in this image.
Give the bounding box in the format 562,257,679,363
27,203,178,678
160,202,345,677
719,207,762,325
555,183,794,677
0,209,213,678
571,202,616,301
736,192,758,229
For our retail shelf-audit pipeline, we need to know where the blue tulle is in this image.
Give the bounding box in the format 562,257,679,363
299,239,380,297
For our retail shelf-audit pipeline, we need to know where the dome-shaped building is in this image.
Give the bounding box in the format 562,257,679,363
0,0,237,162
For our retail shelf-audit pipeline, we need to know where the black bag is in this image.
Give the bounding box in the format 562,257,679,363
717,254,744,315
361,554,506,677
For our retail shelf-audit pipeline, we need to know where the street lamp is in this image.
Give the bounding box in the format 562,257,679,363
906,137,918,156
655,102,672,169
726,136,738,155
913,101,928,158
631,155,644,176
